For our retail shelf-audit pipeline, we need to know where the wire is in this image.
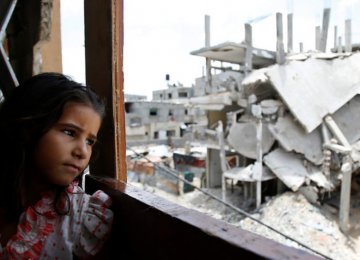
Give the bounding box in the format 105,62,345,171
126,146,332,260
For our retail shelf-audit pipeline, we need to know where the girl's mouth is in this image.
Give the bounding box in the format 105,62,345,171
64,164,82,173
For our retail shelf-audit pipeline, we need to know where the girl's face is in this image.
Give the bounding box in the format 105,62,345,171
33,102,101,187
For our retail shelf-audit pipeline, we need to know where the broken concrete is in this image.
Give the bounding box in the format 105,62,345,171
223,163,275,182
190,41,276,68
264,148,315,191
268,115,323,165
227,120,275,159
263,53,360,133
332,94,360,145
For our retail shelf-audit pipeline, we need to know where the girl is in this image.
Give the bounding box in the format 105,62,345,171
0,73,113,259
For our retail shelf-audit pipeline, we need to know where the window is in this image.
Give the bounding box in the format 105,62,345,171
168,109,173,116
125,103,133,113
130,117,141,127
168,93,172,99
184,109,188,115
149,108,158,116
179,92,188,98
166,130,176,137
154,131,159,139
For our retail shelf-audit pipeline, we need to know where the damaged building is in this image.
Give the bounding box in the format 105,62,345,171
125,79,208,147
185,11,360,232
1,0,325,258
125,100,186,146
125,82,207,146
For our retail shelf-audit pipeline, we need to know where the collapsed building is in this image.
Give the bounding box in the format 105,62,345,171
184,11,359,232
1,1,326,258
220,52,360,206
123,8,359,237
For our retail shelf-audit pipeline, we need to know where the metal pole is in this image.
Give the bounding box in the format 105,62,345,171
0,0,18,43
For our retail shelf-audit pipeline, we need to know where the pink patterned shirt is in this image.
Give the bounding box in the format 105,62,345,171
0,183,113,259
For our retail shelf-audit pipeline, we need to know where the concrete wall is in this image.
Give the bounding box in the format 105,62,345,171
194,71,244,96
125,101,186,124
153,86,193,101
125,101,187,145
125,94,147,101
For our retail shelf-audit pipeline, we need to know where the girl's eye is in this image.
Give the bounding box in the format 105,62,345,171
63,129,75,137
86,138,96,146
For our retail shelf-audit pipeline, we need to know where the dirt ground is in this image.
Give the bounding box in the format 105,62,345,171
129,180,360,260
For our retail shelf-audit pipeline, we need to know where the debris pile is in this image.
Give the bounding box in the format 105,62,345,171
239,192,360,260
131,179,360,260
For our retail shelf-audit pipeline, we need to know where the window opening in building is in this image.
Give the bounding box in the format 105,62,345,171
130,117,141,127
179,92,188,98
149,108,158,116
168,93,172,99
166,130,176,137
125,102,133,113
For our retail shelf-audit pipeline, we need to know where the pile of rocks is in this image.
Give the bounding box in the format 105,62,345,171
130,180,360,260
237,192,360,260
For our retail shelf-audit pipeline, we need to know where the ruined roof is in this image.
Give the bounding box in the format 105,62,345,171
190,41,276,68
243,52,360,133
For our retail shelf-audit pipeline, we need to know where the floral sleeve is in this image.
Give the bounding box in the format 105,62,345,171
73,190,113,258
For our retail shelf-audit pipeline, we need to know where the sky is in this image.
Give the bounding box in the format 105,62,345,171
61,0,360,99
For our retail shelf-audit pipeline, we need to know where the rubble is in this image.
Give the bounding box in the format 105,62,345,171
239,192,360,260
127,10,360,250
131,179,360,260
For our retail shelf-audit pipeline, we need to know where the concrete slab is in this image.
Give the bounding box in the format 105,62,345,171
227,121,275,159
223,163,275,182
332,95,360,145
268,115,323,165
264,148,311,191
190,41,276,68
265,53,360,133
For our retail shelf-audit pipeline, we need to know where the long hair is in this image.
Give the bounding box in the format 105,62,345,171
0,72,105,220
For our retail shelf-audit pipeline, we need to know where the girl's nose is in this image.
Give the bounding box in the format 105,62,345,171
73,140,89,159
